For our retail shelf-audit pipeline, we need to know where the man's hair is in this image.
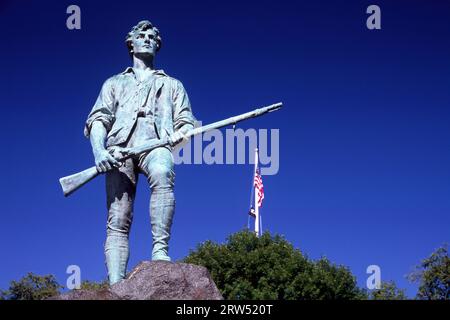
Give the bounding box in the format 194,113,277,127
125,20,162,57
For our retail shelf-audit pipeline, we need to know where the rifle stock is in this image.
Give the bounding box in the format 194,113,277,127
59,166,99,197
59,137,168,197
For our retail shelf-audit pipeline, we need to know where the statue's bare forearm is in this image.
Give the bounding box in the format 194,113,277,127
90,121,108,154
89,121,120,172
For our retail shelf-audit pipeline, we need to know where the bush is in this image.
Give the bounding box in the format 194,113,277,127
183,230,366,300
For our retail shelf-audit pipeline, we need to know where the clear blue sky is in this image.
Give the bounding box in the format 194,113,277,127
1,0,449,297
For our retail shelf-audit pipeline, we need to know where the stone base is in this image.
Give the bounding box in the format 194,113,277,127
49,261,223,300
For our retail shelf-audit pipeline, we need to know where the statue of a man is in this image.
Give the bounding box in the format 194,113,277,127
83,20,196,285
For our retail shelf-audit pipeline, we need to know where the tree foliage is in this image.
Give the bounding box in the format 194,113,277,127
0,273,61,300
79,279,109,291
369,281,406,300
408,244,449,300
183,230,366,300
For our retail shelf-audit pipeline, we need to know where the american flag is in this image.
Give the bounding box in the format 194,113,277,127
254,168,264,208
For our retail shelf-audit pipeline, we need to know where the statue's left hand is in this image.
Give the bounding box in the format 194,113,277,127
169,131,186,147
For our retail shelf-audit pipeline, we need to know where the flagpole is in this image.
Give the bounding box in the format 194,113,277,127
260,212,262,235
254,148,260,237
248,151,256,230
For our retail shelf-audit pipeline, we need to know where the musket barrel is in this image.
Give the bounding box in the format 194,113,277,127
188,102,282,137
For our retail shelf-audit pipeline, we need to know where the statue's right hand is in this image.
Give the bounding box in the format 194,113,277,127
93,149,121,173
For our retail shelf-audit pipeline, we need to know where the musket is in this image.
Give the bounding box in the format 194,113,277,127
59,102,282,197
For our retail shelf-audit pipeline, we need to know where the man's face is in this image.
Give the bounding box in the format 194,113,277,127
131,28,158,58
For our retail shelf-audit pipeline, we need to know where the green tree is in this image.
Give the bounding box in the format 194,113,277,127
408,244,449,300
79,279,109,291
0,273,62,300
183,230,366,300
369,281,406,300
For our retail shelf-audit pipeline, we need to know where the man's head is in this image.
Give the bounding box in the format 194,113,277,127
126,20,162,59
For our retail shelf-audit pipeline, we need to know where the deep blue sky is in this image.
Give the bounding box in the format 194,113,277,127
1,0,449,297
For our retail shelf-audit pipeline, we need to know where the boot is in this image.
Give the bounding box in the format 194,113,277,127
104,232,129,285
150,191,175,261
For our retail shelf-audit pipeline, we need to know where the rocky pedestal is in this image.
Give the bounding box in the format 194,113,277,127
50,261,223,300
